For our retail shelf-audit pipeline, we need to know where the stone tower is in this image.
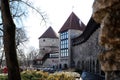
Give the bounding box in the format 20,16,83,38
38,26,59,59
58,12,86,69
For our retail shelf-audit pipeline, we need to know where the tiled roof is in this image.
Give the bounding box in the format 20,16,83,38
72,17,100,46
39,26,58,39
59,12,86,33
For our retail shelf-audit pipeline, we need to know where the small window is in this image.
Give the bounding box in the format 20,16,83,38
43,39,45,42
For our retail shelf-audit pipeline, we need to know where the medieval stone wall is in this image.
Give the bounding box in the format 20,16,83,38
42,58,59,68
72,28,104,74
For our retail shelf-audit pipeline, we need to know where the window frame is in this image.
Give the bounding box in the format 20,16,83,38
60,31,69,57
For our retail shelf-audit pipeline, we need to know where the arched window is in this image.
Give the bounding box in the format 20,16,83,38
77,61,80,68
64,64,68,69
59,64,62,69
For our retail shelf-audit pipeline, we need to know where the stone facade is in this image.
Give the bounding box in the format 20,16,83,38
42,54,59,68
72,28,104,74
59,29,83,69
39,38,59,58
34,27,59,68
36,13,105,76
58,12,85,69
36,11,118,79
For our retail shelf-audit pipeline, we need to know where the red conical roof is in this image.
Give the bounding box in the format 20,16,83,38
39,26,58,39
59,12,86,33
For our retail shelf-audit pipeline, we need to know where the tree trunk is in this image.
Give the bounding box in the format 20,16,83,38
1,0,21,80
0,51,4,67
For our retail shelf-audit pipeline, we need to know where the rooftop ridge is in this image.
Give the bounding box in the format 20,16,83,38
39,26,58,39
59,12,86,33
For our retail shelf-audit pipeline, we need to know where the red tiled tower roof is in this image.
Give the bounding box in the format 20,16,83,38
39,26,58,39
59,12,86,33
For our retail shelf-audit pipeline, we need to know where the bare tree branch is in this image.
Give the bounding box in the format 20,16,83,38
13,12,25,18
10,0,47,26
0,23,3,25
22,0,47,24
0,28,3,32
0,50,4,67
0,23,4,32
16,27,28,47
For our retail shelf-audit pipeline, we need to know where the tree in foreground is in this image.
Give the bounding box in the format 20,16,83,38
93,0,120,80
1,0,46,80
1,0,21,80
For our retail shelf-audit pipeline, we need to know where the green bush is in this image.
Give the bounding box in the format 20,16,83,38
21,70,48,80
0,70,77,80
0,75,8,80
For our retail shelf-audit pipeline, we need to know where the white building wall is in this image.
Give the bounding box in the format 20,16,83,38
39,38,59,47
39,38,59,58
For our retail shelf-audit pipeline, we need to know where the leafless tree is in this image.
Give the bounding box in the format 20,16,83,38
26,47,39,67
16,28,28,47
1,0,21,79
17,49,27,67
0,0,47,80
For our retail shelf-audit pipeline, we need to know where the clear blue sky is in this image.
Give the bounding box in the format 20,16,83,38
24,0,94,49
